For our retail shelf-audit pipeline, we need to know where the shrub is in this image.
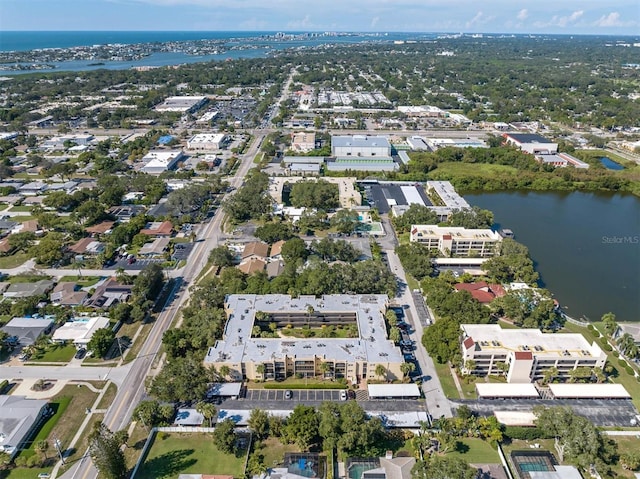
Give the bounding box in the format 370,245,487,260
587,324,595,331
504,426,552,441
601,342,613,352
618,358,628,368
613,351,619,358
625,366,634,376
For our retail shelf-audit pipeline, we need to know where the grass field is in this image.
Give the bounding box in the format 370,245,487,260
96,382,117,410
136,433,247,479
19,396,71,458
259,437,301,468
449,438,500,463
608,436,640,478
433,361,460,400
58,275,102,287
0,252,30,269
124,424,152,470
29,344,76,363
428,162,519,179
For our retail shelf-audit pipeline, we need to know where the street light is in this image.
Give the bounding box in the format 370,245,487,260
54,436,65,464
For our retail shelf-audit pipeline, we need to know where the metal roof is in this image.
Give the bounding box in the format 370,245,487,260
548,383,631,399
476,382,540,398
367,384,421,398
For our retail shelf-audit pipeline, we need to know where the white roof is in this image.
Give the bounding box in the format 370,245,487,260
52,316,110,344
175,409,204,426
367,384,421,398
529,466,582,479
207,382,242,397
548,383,631,399
493,411,538,426
476,383,539,398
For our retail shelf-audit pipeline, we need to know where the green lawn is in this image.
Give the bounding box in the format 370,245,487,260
427,162,519,180
449,438,500,463
29,344,76,363
14,396,71,462
96,382,117,410
458,374,478,399
2,467,52,479
608,436,640,478
261,379,346,390
259,437,300,468
280,325,358,339
8,205,34,212
136,433,247,479
58,275,102,287
6,273,52,284
0,252,30,269
433,361,460,399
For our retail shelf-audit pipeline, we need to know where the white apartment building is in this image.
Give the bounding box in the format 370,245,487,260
410,225,502,257
204,294,404,383
461,324,607,383
187,133,228,151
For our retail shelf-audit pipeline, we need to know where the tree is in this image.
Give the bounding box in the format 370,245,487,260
374,364,387,381
541,366,559,385
400,362,416,378
219,365,231,381
132,400,174,429
149,357,211,403
196,401,217,427
620,451,640,471
289,180,339,210
281,237,308,263
254,222,294,244
213,418,237,454
248,408,270,439
0,451,10,470
7,231,36,253
602,312,617,337
87,328,115,358
88,423,127,479
617,333,639,359
412,455,477,479
330,209,359,234
318,361,331,378
283,404,319,451
30,232,65,266
389,326,401,344
132,263,164,302
35,440,49,460
208,246,235,268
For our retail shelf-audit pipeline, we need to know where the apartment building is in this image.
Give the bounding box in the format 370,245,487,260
410,225,502,257
461,324,607,383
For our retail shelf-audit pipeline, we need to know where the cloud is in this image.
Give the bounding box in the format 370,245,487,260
371,16,380,29
534,9,583,28
287,14,316,29
465,11,494,28
593,12,635,27
517,9,528,21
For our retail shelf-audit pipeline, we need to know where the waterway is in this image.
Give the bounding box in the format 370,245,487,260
600,157,624,170
465,191,640,323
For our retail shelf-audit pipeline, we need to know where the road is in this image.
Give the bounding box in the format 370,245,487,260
59,132,264,479
0,364,130,386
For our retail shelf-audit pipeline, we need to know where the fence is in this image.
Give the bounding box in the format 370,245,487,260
496,443,515,479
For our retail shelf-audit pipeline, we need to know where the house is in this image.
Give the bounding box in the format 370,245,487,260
69,238,106,256
266,259,285,278
3,280,55,299
85,221,115,236
0,219,18,235
0,237,12,254
1,317,54,346
16,219,41,235
18,181,47,196
0,396,51,459
364,456,416,479
108,205,145,222
50,282,88,307
52,316,111,347
237,257,266,275
454,282,506,303
139,237,171,257
140,221,173,237
85,278,132,309
270,240,286,260
241,241,269,261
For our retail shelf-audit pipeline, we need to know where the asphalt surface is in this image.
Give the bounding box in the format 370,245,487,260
452,398,639,427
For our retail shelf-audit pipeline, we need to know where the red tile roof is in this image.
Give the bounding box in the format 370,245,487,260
463,337,475,349
140,221,173,237
514,351,533,360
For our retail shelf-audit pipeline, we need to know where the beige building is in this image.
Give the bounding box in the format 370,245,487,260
204,294,404,383
410,225,502,257
461,324,607,383
291,132,316,152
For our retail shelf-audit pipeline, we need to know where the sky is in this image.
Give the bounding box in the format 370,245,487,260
1,0,639,35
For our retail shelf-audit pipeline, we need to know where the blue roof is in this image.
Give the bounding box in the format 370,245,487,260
158,135,175,145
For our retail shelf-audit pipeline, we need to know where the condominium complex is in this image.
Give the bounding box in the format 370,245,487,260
461,324,607,383
203,294,404,382
410,225,502,257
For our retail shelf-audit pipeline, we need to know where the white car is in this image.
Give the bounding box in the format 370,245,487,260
340,390,347,401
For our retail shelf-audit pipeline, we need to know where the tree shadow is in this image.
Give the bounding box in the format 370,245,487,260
454,441,469,454
137,449,196,479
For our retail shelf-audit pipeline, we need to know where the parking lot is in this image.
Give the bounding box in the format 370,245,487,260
172,242,195,261
244,389,363,402
107,258,164,271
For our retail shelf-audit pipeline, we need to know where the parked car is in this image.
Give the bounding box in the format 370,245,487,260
74,348,87,360
285,390,292,400
340,390,348,401
347,389,356,400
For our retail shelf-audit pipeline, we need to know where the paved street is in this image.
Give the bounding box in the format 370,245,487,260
0,364,130,386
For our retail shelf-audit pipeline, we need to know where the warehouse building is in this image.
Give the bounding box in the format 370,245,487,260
332,135,391,157
155,95,207,113
204,294,404,383
502,133,558,154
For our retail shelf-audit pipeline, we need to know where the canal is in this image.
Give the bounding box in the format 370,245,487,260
465,191,640,322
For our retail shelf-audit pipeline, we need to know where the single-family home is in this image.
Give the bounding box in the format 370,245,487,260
140,221,173,237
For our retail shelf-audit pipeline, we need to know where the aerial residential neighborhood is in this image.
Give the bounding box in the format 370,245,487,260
0,15,639,479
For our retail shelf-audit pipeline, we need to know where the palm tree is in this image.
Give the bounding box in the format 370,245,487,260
400,362,415,378
219,365,231,381
36,440,49,460
318,361,331,379
617,333,639,359
541,366,559,385
196,401,217,427
375,364,387,381
306,305,315,327
389,327,401,344
256,363,266,379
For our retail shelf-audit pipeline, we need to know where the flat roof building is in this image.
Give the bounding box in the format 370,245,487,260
141,150,184,174
502,133,558,154
367,384,421,399
332,135,391,158
155,95,207,113
204,294,405,383
475,383,540,399
187,133,228,151
291,132,316,152
410,225,502,257
535,153,589,169
546,383,631,399
461,324,606,383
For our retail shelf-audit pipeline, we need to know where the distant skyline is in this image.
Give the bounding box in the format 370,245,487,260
1,0,639,35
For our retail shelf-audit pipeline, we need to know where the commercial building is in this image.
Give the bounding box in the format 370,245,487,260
410,225,502,257
52,316,110,348
425,138,487,150
155,95,207,113
502,133,558,154
187,133,229,151
326,157,398,172
141,150,184,174
0,396,51,459
461,324,607,383
331,135,391,157
406,136,430,151
534,153,589,169
204,294,404,382
291,132,316,152
397,105,446,117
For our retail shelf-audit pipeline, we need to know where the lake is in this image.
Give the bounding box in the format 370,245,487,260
600,157,624,170
465,191,640,323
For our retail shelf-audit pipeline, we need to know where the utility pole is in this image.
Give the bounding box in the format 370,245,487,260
53,436,65,464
